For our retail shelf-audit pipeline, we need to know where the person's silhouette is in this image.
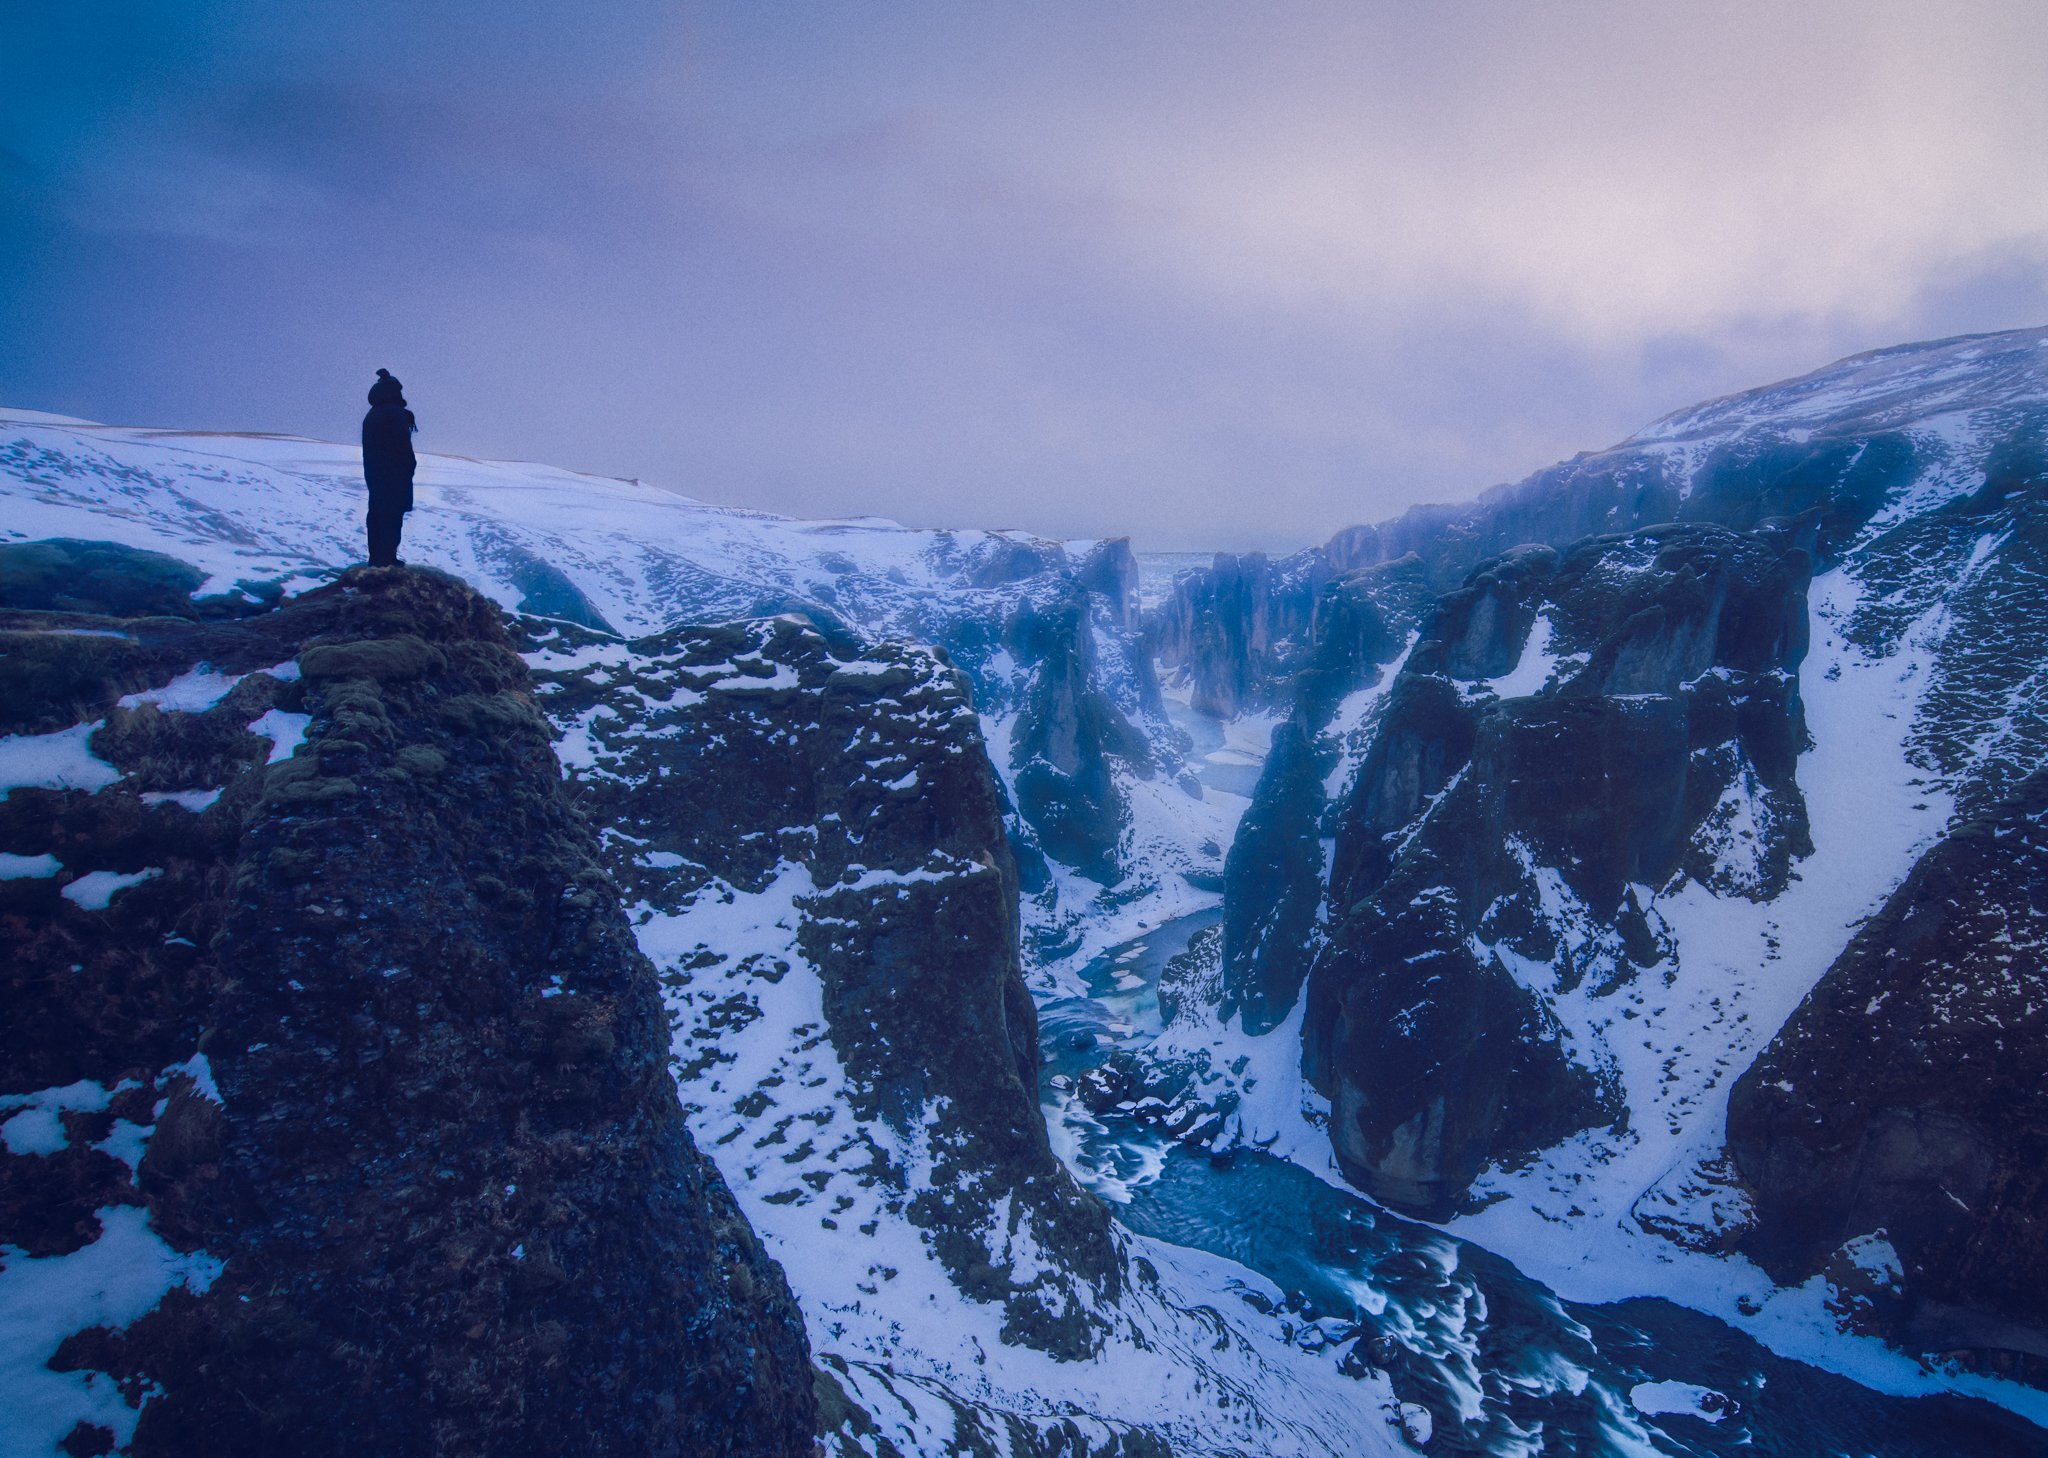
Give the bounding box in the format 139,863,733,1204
361,369,417,567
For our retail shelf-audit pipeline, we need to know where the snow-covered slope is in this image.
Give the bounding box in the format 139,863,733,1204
9,324,2048,1454
1636,327,2048,448
1,408,1035,635
0,407,1225,958
1157,326,2048,1427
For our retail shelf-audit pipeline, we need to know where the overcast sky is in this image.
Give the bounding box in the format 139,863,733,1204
5,2,2047,551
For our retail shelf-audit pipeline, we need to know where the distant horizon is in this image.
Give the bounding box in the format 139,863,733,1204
11,318,2042,561
7,3,2047,551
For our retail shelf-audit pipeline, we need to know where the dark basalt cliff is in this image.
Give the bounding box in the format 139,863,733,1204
1219,557,1430,1034
1289,521,1816,1214
0,568,816,1457
1204,329,2048,1296
834,537,1170,896
526,614,1121,1361
1145,551,1328,719
1007,586,1156,887
1075,537,1141,631
1727,770,2048,1367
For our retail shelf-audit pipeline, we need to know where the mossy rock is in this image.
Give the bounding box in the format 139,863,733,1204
444,641,527,692
0,629,152,734
392,745,448,779
300,636,447,683
437,692,539,738
261,756,357,807
266,776,360,808
323,680,396,748
0,539,206,618
261,846,322,883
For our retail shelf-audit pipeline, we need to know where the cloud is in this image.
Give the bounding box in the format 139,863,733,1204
4,1,2046,551
837,2,2048,347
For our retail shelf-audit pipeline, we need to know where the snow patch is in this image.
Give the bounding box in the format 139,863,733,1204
140,788,224,812
1,1081,125,1156
117,665,241,714
0,723,121,800
1483,613,1561,699
246,708,311,764
0,1206,221,1456
60,868,162,911
1627,1380,1726,1423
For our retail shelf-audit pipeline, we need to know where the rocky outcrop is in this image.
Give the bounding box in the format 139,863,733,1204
528,613,1122,1360
1164,554,1433,1030
1075,538,1141,631
968,535,1068,590
1727,770,2048,1366
0,537,282,620
1291,559,1420,723
0,567,817,1457
1215,557,1431,1035
1145,551,1328,718
1218,721,1327,1033
1840,415,2048,824
788,537,1177,898
806,647,1124,1351
1008,587,1154,886
1199,328,2048,1254
1292,521,1817,1214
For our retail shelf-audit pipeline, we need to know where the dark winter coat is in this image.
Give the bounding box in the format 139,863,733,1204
362,403,417,513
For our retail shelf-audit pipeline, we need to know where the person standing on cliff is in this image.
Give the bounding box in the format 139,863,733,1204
361,368,417,567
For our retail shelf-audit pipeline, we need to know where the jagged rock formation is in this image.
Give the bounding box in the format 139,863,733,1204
809,647,1127,1346
1833,412,2048,823
1007,587,1155,886
1145,551,1327,718
1075,538,1141,631
526,613,1123,1362
1218,720,1328,1033
1278,521,1818,1213
1727,770,2048,1366
0,568,817,1457
1291,560,1424,724
1218,556,1433,1033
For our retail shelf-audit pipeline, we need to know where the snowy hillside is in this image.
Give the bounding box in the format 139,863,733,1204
1,407,1053,636
0,407,1236,965
1145,326,2048,1432
6,325,2048,1458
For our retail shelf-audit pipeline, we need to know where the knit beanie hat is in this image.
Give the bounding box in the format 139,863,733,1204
368,368,405,406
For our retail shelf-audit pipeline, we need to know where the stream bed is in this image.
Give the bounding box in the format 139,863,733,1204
1037,912,2048,1457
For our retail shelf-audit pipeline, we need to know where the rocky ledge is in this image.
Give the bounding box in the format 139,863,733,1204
0,565,816,1457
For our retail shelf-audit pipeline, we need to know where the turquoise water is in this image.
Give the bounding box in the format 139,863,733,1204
1039,916,2048,1457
